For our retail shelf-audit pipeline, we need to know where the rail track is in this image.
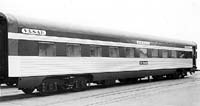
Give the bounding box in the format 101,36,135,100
48,77,200,106
0,74,200,106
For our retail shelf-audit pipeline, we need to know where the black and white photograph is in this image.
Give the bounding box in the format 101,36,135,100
0,0,200,106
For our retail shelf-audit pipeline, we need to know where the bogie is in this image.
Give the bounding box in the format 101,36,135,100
37,78,64,94
72,77,89,92
35,76,90,94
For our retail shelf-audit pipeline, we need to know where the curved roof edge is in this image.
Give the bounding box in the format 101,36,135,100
2,12,197,46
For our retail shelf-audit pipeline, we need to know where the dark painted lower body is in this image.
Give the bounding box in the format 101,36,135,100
17,68,195,94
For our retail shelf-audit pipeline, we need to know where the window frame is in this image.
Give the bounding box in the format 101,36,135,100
125,47,135,58
66,43,81,57
109,47,120,57
171,50,177,58
162,50,169,58
151,49,159,58
38,42,56,56
90,45,102,57
135,48,148,58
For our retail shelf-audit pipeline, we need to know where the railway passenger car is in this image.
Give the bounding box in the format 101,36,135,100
0,12,198,94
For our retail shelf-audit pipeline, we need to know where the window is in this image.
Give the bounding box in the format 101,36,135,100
162,50,168,58
177,51,185,58
126,48,135,57
8,39,18,55
185,51,192,58
136,48,148,58
109,47,119,57
66,44,81,57
171,50,177,58
39,42,56,56
152,49,159,58
177,51,192,58
90,46,102,57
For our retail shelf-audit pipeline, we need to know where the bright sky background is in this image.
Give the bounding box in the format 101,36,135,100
0,0,200,67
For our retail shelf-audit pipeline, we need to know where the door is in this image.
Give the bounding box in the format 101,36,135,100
0,14,8,81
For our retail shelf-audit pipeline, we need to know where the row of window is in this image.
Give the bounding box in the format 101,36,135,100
38,43,193,58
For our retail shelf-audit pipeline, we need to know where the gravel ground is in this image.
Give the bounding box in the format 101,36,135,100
1,71,200,106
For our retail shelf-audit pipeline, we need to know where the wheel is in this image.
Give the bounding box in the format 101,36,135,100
22,88,34,94
6,82,16,87
180,71,187,78
72,77,88,92
38,79,62,95
172,70,187,79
